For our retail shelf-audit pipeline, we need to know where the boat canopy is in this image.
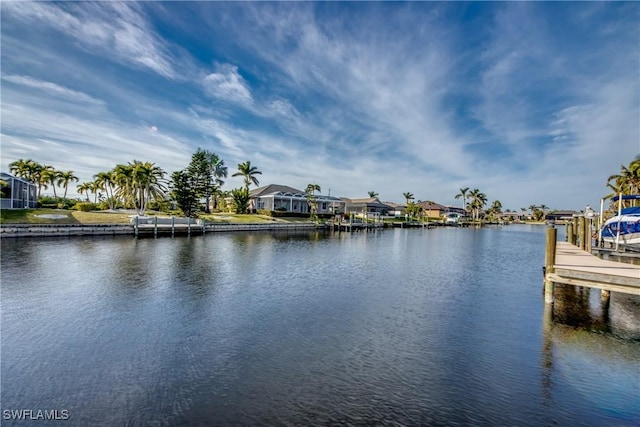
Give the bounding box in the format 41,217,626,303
611,194,640,202
621,206,640,215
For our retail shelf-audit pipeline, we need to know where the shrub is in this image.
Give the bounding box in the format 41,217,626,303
72,202,99,212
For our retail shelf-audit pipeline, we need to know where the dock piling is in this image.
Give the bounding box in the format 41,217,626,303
544,227,558,304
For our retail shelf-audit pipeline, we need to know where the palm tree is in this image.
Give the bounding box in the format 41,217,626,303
9,159,37,182
607,158,640,207
232,160,262,191
368,191,378,198
207,152,228,211
94,170,115,209
455,187,470,212
58,170,79,200
42,166,61,198
468,188,487,222
402,192,414,205
77,182,92,201
306,184,321,221
114,161,167,215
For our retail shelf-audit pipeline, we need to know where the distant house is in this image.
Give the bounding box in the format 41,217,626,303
0,172,37,209
445,206,466,216
248,184,345,214
545,210,580,221
417,201,448,218
384,201,406,217
342,197,391,215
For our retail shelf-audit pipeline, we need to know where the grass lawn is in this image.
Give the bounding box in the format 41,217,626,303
0,209,133,225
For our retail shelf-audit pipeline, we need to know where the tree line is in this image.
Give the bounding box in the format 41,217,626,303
7,150,264,217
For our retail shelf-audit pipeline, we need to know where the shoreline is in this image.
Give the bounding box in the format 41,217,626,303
0,222,320,238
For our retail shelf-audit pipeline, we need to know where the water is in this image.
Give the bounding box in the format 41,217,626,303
1,225,639,426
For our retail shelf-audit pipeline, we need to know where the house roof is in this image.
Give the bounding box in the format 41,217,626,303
249,184,344,202
384,201,406,208
249,184,304,198
342,197,391,208
417,201,447,210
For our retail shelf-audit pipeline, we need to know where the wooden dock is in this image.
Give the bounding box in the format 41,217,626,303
544,227,640,303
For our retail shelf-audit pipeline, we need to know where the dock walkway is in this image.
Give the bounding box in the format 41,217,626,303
546,241,640,296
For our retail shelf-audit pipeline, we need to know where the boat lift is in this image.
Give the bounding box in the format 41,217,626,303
599,194,640,251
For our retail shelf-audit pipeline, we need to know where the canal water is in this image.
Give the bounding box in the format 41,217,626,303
1,225,639,426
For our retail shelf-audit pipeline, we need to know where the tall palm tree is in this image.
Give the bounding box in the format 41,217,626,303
57,171,79,200
232,161,262,191
116,160,167,215
455,187,470,212
305,184,321,221
207,152,228,212
94,170,116,209
42,166,61,198
77,182,92,201
403,192,414,205
468,188,487,222
607,158,640,207
9,158,37,182
368,191,378,198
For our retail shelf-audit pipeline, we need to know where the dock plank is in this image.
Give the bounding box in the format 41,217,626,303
550,241,640,292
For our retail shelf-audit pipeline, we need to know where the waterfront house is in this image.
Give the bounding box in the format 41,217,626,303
545,210,580,221
0,172,37,209
384,201,406,217
342,197,391,215
417,201,448,218
249,184,345,214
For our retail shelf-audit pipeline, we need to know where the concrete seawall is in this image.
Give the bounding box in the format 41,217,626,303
0,223,320,238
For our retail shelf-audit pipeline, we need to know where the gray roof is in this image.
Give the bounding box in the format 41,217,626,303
249,184,305,198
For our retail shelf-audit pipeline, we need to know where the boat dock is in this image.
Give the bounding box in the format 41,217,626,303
543,228,640,303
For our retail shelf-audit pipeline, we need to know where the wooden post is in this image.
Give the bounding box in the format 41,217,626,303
188,218,191,235
134,216,138,237
571,217,578,245
154,216,158,238
578,216,586,250
565,222,570,242
567,221,574,246
586,218,592,253
202,218,206,234
544,227,557,304
171,216,175,237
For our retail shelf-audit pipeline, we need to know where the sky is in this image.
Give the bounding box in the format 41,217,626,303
1,1,638,210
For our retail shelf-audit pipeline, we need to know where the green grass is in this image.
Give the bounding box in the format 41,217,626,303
0,209,133,224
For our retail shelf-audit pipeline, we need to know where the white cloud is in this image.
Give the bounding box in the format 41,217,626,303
1,2,177,78
203,64,253,105
1,75,105,105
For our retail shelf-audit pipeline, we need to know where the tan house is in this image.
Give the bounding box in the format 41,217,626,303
417,201,448,218
342,197,391,215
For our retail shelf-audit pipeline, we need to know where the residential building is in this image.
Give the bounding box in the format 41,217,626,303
0,172,37,209
248,184,345,214
342,197,391,215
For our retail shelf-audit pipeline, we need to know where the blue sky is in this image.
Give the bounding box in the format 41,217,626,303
1,1,638,210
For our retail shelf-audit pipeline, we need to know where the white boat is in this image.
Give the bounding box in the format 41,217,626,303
600,195,640,249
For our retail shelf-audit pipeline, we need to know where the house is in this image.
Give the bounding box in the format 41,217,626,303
0,172,37,209
545,210,580,221
445,206,466,216
417,201,448,218
248,184,345,214
383,201,406,217
341,197,391,215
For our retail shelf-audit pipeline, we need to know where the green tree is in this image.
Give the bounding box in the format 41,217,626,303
9,159,37,182
232,160,262,191
368,191,378,198
42,166,61,198
94,171,116,209
405,202,423,220
455,187,470,212
114,160,167,215
58,170,79,200
468,188,487,222
77,182,92,201
230,187,250,214
607,157,640,207
187,149,228,213
402,192,414,205
306,183,321,222
170,170,200,217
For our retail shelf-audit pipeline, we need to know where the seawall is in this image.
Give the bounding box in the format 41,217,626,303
0,223,320,238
